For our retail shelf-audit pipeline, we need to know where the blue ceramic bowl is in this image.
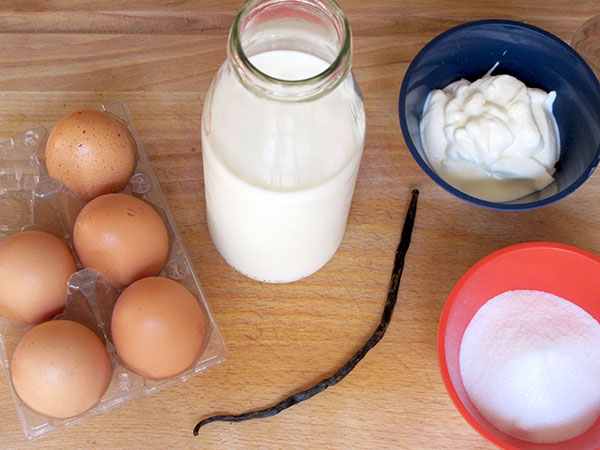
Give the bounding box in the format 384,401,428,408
399,20,600,210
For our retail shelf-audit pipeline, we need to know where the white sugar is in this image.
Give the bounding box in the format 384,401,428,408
459,290,600,444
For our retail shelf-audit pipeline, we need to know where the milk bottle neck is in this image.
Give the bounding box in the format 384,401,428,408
227,0,352,103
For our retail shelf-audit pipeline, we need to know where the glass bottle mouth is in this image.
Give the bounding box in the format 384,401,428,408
229,0,352,102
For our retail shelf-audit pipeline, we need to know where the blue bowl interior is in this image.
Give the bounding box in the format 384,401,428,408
399,20,600,210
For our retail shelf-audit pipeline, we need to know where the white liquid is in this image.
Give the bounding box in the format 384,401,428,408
202,50,365,282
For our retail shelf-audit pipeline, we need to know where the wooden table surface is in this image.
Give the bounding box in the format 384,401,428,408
1,1,599,449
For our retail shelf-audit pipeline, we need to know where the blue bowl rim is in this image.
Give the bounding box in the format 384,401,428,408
398,19,600,211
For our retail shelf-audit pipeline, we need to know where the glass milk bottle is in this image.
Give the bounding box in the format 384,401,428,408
202,0,366,283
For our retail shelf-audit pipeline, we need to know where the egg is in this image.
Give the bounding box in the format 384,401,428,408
111,277,208,379
45,109,136,202
73,193,169,288
0,231,77,325
11,320,112,419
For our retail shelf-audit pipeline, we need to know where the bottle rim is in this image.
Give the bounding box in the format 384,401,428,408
228,0,352,101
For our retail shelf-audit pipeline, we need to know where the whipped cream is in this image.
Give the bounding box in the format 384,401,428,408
420,70,560,202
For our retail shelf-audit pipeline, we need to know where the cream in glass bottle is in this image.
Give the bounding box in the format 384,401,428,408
202,0,366,283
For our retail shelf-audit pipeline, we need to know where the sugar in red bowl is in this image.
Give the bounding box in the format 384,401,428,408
438,242,600,450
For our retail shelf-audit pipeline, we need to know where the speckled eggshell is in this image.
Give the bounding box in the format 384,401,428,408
0,231,77,325
111,277,208,379
73,193,170,288
11,320,112,419
45,109,136,202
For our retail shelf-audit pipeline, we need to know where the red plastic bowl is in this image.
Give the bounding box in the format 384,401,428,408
438,242,600,450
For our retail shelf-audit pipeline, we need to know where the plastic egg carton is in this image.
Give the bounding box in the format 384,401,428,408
0,101,227,440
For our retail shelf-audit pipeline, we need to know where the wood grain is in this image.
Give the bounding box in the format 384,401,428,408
0,1,599,449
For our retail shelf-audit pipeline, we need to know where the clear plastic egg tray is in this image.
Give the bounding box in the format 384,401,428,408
0,101,227,440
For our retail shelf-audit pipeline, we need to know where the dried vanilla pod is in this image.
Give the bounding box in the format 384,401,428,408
193,189,420,435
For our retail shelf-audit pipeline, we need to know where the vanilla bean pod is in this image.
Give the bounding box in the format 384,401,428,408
193,189,419,435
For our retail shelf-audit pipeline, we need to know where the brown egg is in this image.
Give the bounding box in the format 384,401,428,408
111,277,208,379
0,231,77,325
73,193,169,288
11,320,112,419
45,109,136,202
